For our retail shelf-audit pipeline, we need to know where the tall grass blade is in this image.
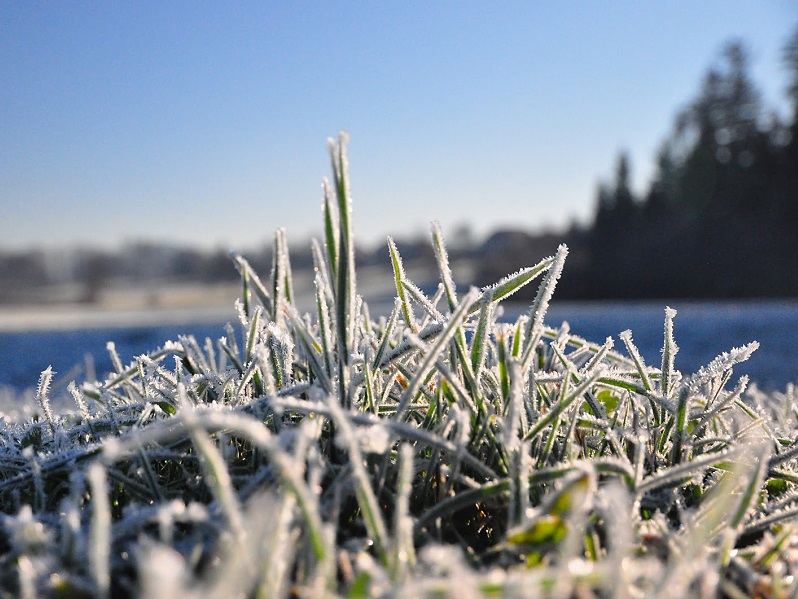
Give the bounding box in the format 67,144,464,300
322,177,339,283
521,244,568,368
388,236,416,330
431,221,458,311
231,251,274,317
271,227,295,327
660,306,679,399
329,133,357,407
372,298,401,371
314,271,335,380
35,366,56,434
471,288,494,381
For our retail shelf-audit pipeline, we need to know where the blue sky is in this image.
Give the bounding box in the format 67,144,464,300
2,2,796,252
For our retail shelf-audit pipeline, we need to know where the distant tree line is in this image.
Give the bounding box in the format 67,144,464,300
478,29,798,299
0,244,253,304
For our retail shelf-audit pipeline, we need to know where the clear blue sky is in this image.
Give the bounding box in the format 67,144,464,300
2,2,796,252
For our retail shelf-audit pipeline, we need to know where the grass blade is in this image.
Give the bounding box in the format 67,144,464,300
388,236,416,331
660,306,679,399
329,133,357,407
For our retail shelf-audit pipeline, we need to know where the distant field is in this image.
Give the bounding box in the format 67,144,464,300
0,262,439,332
0,282,239,332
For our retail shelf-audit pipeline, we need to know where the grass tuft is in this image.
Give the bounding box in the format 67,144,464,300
1,134,797,597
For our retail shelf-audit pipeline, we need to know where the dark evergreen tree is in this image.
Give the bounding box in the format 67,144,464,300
667,41,767,218
613,152,636,219
642,143,679,219
593,183,614,231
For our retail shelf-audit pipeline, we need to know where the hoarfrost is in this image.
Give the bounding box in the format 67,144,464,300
687,341,760,390
358,423,391,455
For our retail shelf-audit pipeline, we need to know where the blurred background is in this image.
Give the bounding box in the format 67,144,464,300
2,2,798,393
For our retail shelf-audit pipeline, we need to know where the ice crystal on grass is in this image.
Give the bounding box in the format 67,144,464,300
0,134,796,598
34,366,55,435
688,341,760,392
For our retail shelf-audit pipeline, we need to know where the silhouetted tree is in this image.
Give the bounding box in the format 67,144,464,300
613,152,636,219
642,143,679,220
592,152,637,232
593,183,614,232
666,41,766,218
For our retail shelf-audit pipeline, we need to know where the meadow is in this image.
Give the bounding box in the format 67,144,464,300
1,134,797,598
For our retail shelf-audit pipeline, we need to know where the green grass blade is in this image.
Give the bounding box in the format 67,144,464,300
322,177,339,283
470,254,556,314
271,228,295,328
231,251,274,318
372,298,401,371
388,236,416,331
329,133,357,407
314,271,335,380
671,386,690,464
470,288,494,380
430,221,458,312
285,305,332,393
244,305,262,364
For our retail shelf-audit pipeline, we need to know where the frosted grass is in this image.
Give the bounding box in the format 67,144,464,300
0,133,797,597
